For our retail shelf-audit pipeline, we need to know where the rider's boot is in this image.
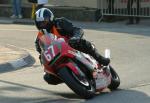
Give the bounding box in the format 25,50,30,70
89,45,110,66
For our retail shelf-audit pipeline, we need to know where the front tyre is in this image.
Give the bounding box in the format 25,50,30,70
108,66,120,90
58,67,96,99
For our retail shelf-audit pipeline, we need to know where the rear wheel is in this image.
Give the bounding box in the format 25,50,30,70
108,66,120,90
58,67,96,99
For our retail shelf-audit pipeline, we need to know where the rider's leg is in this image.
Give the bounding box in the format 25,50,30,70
70,39,110,66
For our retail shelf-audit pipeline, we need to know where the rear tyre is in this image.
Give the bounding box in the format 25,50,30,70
58,67,96,99
108,66,120,90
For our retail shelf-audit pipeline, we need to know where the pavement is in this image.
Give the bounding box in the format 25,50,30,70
0,17,35,72
0,44,35,73
0,17,34,25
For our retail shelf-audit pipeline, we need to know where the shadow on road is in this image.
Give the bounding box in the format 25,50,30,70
0,80,82,103
0,79,150,103
85,89,150,103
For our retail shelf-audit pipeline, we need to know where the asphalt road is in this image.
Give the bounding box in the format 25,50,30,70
0,21,150,103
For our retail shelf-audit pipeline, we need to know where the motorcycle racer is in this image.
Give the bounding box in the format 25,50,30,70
34,7,110,67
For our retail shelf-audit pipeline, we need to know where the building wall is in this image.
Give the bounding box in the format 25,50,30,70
0,0,98,8
1,0,150,9
0,0,28,4
0,0,11,4
48,0,98,8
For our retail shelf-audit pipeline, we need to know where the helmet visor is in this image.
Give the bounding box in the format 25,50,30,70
36,20,49,29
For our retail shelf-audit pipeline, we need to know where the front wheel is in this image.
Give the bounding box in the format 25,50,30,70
108,66,120,90
58,67,96,99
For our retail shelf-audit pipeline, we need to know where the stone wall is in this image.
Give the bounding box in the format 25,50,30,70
0,0,98,8
0,0,28,4
48,0,98,8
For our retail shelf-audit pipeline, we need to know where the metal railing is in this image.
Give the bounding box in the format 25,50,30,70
98,0,150,17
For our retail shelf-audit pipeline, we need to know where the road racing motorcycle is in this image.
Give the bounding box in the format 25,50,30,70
38,33,120,99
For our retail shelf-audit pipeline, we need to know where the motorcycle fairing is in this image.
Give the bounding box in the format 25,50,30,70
73,51,98,73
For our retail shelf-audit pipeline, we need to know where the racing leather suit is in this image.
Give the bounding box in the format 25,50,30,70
35,17,110,66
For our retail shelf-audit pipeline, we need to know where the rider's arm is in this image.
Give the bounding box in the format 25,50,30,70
35,31,43,54
57,17,84,38
35,37,41,54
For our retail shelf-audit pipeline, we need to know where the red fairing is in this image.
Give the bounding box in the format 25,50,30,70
41,37,76,74
57,62,80,75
